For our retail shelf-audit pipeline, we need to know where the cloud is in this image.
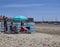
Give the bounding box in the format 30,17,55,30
2,4,44,8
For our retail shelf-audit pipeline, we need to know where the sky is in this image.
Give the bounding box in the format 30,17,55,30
0,0,60,21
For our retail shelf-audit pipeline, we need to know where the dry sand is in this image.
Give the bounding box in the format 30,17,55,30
0,24,60,47
0,33,60,47
36,24,60,35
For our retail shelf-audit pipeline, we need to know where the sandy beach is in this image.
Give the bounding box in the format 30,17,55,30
0,24,60,47
36,24,60,35
0,33,60,47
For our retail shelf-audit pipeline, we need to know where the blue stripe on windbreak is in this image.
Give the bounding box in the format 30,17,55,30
1,22,35,32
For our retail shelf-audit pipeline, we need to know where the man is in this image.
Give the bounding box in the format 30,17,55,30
3,16,8,33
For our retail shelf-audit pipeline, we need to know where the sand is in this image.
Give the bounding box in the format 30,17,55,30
0,33,60,47
36,24,60,35
0,24,60,47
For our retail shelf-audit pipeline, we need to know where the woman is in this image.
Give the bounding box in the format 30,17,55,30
20,21,28,33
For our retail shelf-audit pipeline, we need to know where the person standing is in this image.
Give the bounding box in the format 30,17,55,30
3,16,8,33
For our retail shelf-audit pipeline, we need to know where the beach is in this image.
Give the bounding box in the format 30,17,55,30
0,24,60,47
36,24,60,35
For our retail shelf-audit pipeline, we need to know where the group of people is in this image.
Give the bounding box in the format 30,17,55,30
3,16,30,34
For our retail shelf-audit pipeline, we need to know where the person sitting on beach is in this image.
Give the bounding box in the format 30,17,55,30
20,21,28,33
10,22,13,32
10,25,13,32
13,26,18,34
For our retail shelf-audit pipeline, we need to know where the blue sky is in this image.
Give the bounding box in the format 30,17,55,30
0,0,60,21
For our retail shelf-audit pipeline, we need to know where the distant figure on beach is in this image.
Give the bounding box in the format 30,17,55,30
3,16,8,33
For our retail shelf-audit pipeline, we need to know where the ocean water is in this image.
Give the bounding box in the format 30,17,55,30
0,22,35,32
